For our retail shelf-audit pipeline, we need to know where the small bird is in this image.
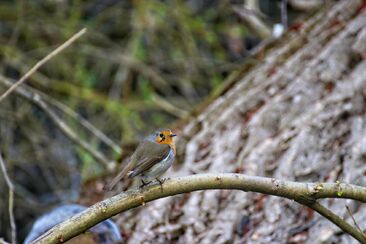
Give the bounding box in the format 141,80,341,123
104,128,176,190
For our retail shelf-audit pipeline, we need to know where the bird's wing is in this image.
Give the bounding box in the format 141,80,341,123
128,141,170,178
103,160,133,191
103,142,147,191
103,140,170,191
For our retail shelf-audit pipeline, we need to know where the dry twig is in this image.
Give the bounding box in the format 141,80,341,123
0,153,16,244
0,75,113,167
233,0,271,39
0,28,87,103
345,204,366,239
151,94,189,119
35,98,111,167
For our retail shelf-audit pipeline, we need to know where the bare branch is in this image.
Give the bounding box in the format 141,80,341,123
34,97,111,167
38,92,121,155
0,28,87,103
151,94,189,119
233,0,271,39
299,202,366,243
345,204,366,238
289,0,323,11
0,154,16,244
33,173,366,244
0,75,113,167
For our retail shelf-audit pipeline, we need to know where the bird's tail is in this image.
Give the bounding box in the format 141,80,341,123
103,162,133,191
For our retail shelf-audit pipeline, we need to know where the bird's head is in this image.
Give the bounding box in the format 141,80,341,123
153,129,176,145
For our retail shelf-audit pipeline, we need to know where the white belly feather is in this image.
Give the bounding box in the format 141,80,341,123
141,148,175,181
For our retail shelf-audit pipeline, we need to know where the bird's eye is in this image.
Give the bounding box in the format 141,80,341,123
159,133,164,137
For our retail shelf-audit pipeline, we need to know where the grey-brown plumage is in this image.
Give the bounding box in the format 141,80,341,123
104,130,175,191
128,141,170,178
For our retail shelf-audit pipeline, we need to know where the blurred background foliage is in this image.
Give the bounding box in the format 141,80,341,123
1,0,257,142
1,0,264,178
0,0,308,241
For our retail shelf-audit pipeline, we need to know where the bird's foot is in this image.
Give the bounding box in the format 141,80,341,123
139,179,152,188
156,178,166,192
156,178,167,185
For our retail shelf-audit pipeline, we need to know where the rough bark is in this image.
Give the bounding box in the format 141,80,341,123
107,1,366,243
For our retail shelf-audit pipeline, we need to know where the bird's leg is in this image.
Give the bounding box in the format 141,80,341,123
139,179,152,188
156,178,166,192
156,178,166,185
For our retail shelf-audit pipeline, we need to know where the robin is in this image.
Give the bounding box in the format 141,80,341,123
104,128,177,190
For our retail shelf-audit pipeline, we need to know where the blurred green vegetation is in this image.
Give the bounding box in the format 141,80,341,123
1,0,254,172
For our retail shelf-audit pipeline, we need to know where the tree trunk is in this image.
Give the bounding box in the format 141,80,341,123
115,1,366,243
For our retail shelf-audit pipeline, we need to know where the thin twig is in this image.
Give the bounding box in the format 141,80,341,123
345,204,366,238
0,153,17,244
86,46,175,95
35,98,111,167
297,201,366,243
152,94,189,118
233,0,271,39
8,191,15,244
33,173,366,243
288,0,323,11
35,89,121,154
0,75,112,167
0,28,87,103
0,75,121,155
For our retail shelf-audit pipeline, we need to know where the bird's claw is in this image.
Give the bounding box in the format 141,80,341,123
139,179,152,188
156,178,167,185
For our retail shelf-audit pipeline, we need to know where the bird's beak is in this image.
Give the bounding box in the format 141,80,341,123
170,134,177,137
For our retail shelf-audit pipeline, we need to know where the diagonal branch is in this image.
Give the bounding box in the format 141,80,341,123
0,75,113,167
0,28,86,103
33,173,366,244
298,201,366,243
35,98,111,167
0,153,17,244
345,204,366,238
